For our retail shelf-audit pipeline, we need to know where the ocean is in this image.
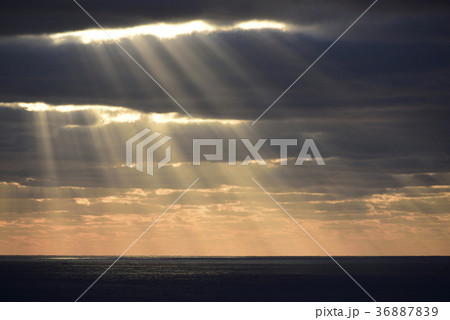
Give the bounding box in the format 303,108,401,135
0,256,448,302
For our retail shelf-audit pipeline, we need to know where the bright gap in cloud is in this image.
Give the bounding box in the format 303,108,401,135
49,19,291,44
0,102,244,125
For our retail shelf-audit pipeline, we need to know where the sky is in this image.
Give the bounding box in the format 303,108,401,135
0,0,449,256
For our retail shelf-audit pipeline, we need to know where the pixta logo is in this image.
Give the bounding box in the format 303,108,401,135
126,129,325,176
193,139,325,166
126,129,172,176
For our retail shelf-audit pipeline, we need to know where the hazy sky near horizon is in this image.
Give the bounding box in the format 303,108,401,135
0,0,449,255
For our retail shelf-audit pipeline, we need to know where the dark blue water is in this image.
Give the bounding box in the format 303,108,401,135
0,256,448,301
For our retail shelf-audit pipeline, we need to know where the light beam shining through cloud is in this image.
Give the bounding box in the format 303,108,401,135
49,19,293,44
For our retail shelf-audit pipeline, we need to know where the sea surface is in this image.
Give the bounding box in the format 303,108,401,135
0,256,448,302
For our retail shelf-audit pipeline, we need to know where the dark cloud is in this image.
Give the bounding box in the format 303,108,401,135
0,1,448,121
1,0,449,37
0,0,448,198
0,105,448,198
0,30,448,120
